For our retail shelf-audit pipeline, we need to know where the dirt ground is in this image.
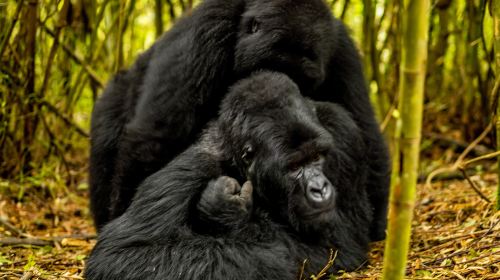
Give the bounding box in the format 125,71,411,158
0,174,498,279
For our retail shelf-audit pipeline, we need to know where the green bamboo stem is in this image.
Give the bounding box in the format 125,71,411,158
155,0,164,38
493,0,500,210
381,0,430,279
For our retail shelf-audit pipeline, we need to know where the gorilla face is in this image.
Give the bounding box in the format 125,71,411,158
246,126,338,233
234,0,335,93
219,72,337,233
288,155,335,215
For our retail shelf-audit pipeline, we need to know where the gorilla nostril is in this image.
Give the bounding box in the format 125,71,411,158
321,184,332,200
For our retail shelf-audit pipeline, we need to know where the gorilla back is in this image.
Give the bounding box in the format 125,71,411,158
86,72,375,280
89,0,389,241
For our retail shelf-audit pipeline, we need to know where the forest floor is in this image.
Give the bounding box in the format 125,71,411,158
0,173,498,279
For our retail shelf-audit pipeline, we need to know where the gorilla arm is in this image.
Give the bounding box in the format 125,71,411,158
85,148,292,280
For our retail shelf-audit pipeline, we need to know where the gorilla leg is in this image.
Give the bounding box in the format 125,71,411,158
89,73,130,229
89,49,152,229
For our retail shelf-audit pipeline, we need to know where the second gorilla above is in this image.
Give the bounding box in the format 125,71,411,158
89,0,390,242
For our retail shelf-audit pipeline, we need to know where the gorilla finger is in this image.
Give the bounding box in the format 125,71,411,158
216,176,241,195
239,181,253,201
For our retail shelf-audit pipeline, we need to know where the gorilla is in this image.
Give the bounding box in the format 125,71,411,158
89,0,389,241
85,72,376,279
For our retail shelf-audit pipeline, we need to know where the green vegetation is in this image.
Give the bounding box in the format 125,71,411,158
0,0,499,279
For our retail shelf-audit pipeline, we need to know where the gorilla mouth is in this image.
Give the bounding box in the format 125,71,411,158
306,183,333,204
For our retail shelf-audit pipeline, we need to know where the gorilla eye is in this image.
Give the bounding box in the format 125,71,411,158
290,163,302,173
247,18,260,34
241,144,254,163
312,154,321,162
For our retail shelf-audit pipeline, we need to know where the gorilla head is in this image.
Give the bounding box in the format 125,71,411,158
217,72,345,235
234,0,336,93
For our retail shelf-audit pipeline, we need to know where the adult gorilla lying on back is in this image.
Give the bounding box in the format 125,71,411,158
86,72,373,280
89,0,390,240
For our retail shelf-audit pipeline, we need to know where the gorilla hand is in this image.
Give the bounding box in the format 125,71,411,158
196,176,253,234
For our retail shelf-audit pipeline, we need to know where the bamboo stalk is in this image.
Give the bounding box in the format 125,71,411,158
0,0,23,58
382,0,430,279
493,0,500,210
154,0,164,38
20,0,39,175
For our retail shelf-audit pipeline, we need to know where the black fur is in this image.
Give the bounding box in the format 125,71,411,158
89,0,389,241
86,72,374,279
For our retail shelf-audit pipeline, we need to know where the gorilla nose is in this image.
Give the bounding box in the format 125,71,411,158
306,178,333,204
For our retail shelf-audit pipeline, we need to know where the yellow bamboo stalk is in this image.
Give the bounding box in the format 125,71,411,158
382,0,430,279
493,0,500,210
